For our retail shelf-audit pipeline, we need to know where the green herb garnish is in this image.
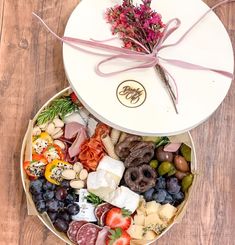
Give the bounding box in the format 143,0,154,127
155,136,170,148
86,192,103,206
37,96,77,125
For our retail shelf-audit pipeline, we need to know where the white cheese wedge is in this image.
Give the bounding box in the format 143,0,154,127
97,156,125,185
104,186,140,213
87,169,118,199
72,189,97,222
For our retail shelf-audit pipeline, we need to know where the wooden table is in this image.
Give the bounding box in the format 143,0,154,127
0,0,234,244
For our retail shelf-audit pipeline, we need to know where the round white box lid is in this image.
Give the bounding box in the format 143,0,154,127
63,0,234,136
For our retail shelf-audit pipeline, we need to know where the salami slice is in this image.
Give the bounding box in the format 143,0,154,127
67,221,87,243
99,210,109,227
76,223,102,245
95,203,114,224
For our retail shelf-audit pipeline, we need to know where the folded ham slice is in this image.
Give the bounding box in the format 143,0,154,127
69,128,88,158
64,122,85,139
64,122,88,158
95,227,110,245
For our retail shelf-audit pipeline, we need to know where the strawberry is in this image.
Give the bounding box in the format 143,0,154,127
70,92,79,103
105,208,131,230
106,228,131,245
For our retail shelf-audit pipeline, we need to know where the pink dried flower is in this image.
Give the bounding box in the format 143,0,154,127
105,0,164,52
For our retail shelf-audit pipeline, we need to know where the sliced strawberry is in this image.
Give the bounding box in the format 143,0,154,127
106,228,131,245
105,208,131,230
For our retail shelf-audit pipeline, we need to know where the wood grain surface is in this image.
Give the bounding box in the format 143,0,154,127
0,0,234,244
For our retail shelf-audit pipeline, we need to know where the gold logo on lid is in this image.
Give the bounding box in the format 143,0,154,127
116,80,146,108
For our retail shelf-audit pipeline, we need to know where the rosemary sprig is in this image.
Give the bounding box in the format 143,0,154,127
86,192,104,206
36,96,77,125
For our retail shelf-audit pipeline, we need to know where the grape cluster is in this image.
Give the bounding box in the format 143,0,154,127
144,177,184,206
29,178,80,232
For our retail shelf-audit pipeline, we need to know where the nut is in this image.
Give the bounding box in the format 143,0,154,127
79,169,88,180
70,180,85,189
46,122,55,135
32,126,41,136
53,118,64,128
38,122,48,131
73,162,83,173
54,140,65,150
62,169,76,180
51,128,64,139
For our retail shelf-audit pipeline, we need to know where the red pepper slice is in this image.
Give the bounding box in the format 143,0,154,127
23,154,48,179
42,144,64,163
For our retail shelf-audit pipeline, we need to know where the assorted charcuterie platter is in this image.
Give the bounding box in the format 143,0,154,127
21,87,197,245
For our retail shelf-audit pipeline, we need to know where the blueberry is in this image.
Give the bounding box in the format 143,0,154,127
161,193,174,205
166,178,181,194
32,193,43,203
46,199,60,212
43,190,55,201
38,178,46,184
61,180,70,189
153,189,167,203
36,200,46,213
47,212,58,222
172,191,184,203
144,188,155,202
30,180,43,195
67,203,80,215
43,181,56,191
155,177,166,190
59,212,71,222
65,193,75,206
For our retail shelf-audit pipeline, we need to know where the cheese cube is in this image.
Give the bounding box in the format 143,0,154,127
158,203,177,222
87,169,117,199
97,156,125,185
146,201,161,215
143,230,157,241
144,213,164,227
137,197,146,215
127,225,144,240
104,186,140,213
134,214,145,226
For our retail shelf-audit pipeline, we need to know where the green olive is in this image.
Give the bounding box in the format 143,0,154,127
158,161,175,176
149,160,159,169
180,144,191,162
182,174,194,192
143,136,161,143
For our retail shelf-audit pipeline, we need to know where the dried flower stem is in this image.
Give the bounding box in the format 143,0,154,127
155,64,178,113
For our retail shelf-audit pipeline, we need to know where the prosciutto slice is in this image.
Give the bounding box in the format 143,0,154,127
69,128,88,158
95,227,110,245
64,122,88,158
64,122,85,139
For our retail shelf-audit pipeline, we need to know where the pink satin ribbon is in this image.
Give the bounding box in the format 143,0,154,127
32,0,234,104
